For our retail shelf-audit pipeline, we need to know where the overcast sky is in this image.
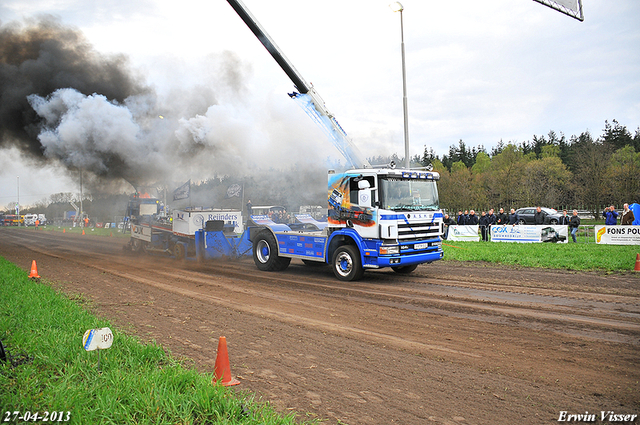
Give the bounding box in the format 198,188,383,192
1,0,639,207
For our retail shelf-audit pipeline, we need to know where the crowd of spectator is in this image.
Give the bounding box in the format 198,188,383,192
443,204,636,243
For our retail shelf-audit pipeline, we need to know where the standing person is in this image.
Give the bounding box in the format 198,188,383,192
479,211,489,241
496,208,508,226
456,210,465,225
467,210,479,225
558,209,570,225
603,205,618,225
569,209,580,243
486,208,497,241
508,208,519,225
534,207,546,225
246,200,253,216
621,203,635,225
443,213,456,240
487,208,497,226
464,210,470,224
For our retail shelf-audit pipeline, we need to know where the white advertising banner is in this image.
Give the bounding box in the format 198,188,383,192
447,225,480,241
173,210,244,235
130,224,152,242
490,225,568,243
595,225,640,245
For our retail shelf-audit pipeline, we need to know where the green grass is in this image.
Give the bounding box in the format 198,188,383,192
0,257,316,425
443,241,640,272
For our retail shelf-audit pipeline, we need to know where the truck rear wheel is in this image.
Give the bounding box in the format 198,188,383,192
253,230,290,271
392,264,418,274
332,245,364,281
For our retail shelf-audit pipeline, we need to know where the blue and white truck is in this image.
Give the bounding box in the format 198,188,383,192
251,167,443,281
227,0,444,281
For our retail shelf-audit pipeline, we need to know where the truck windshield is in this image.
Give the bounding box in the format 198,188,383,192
379,177,439,211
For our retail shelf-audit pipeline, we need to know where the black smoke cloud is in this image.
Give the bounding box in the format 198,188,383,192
0,16,149,161
0,15,331,200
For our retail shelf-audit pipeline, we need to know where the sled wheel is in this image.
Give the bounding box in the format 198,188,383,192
174,243,186,260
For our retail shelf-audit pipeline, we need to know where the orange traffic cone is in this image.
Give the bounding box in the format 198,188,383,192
213,336,240,386
28,260,40,279
63,228,66,233
82,229,85,235
635,253,640,272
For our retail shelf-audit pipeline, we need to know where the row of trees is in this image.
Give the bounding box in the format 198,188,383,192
415,120,640,214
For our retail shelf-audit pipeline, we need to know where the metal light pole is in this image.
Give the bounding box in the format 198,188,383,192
16,176,20,217
390,2,410,170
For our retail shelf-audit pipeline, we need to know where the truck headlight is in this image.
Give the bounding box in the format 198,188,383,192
379,245,399,255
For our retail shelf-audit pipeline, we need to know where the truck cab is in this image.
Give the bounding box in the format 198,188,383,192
251,167,444,281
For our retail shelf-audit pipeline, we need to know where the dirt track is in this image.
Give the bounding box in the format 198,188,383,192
1,228,639,424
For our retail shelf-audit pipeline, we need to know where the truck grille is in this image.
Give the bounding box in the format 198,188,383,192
397,222,441,241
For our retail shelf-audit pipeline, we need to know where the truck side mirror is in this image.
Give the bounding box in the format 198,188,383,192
358,180,370,190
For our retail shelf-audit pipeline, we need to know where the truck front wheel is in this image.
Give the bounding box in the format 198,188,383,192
253,231,291,271
332,245,364,281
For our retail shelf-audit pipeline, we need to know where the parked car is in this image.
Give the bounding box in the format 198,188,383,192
514,207,563,225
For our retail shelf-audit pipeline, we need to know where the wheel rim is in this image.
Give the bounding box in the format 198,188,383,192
256,240,270,263
335,251,353,277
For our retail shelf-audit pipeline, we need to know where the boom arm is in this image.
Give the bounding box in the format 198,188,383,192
226,0,371,169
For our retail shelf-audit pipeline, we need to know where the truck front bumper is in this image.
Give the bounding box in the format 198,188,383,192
374,248,443,268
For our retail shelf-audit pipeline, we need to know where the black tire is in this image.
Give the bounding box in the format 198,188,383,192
174,243,186,260
518,219,526,225
392,264,418,274
332,245,364,281
549,219,558,225
253,231,291,271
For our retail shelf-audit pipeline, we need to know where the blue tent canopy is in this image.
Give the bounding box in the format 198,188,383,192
630,203,640,225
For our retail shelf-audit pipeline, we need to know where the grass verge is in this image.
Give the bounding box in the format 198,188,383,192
442,241,640,272
0,256,315,425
